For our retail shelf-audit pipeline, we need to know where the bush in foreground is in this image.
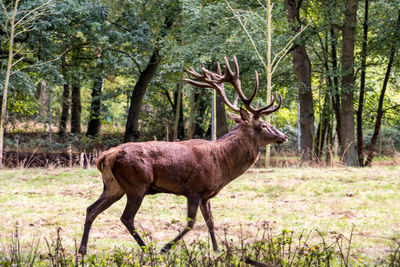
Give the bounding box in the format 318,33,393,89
1,225,400,266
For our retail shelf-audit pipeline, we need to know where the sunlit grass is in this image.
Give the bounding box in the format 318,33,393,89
0,166,399,264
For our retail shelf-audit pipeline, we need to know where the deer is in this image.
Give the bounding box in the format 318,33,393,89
78,56,287,255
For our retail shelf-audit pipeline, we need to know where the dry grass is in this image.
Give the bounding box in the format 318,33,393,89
0,166,399,264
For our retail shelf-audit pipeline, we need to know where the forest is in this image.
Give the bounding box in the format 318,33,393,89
0,0,398,168
1,0,400,265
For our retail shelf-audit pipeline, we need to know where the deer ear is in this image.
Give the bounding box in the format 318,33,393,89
227,112,242,124
239,107,250,122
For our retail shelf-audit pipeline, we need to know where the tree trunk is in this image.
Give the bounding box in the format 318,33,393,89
285,0,315,161
365,40,397,166
124,49,161,142
357,0,369,166
216,95,228,138
70,78,81,134
36,81,48,119
330,25,341,145
173,70,184,141
192,92,208,139
86,64,104,137
186,90,196,139
314,96,329,159
59,55,70,137
59,83,70,137
339,0,359,166
0,0,18,169
173,83,185,140
124,11,176,142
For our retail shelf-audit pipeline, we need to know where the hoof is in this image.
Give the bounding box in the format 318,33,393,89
78,246,86,256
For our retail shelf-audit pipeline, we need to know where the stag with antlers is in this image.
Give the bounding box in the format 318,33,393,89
78,56,287,255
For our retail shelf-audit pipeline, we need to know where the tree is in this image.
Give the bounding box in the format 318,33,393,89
285,0,315,161
124,2,180,142
58,55,69,137
339,0,359,166
216,95,228,138
86,58,104,137
0,0,50,168
356,0,369,166
364,10,400,166
225,0,305,166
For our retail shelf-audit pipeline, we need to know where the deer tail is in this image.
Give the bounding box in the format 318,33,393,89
96,152,107,173
96,147,120,173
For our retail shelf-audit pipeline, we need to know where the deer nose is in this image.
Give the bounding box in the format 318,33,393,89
277,134,287,144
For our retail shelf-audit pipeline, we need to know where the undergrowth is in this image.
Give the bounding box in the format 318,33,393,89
1,224,399,266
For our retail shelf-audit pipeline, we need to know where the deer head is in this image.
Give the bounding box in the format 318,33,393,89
184,56,287,146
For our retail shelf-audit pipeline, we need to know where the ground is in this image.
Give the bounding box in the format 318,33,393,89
0,166,399,264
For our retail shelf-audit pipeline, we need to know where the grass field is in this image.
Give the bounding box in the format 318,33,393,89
0,166,400,265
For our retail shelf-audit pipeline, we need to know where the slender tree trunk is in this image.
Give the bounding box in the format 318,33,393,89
0,0,18,169
357,0,369,166
330,26,341,145
327,2,342,146
70,78,81,134
325,121,333,164
173,70,184,141
59,83,70,137
36,37,47,120
216,95,228,138
87,64,104,137
192,92,207,138
285,0,315,161
365,37,397,166
315,28,333,161
187,90,196,139
59,55,70,137
172,83,185,141
36,81,48,118
339,0,359,166
315,94,329,159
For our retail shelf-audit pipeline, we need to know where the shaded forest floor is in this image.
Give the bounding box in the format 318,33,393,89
1,167,399,265
4,127,400,168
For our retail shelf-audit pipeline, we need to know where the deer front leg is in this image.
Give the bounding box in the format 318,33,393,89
161,196,201,253
200,199,220,252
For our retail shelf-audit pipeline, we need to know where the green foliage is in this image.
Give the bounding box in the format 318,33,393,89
2,224,399,266
0,0,399,156
363,125,400,154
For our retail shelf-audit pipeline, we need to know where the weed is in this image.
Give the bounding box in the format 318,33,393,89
2,224,400,266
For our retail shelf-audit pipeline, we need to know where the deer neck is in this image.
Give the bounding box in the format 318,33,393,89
214,125,260,181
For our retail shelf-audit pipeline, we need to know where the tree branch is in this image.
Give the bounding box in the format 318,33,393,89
383,104,400,114
14,0,50,28
109,48,142,73
11,48,68,75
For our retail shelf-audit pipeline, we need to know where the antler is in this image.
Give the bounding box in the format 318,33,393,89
184,56,281,117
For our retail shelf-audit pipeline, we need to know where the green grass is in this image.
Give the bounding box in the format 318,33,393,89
0,166,400,265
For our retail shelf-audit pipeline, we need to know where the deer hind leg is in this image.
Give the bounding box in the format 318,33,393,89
120,186,147,250
161,196,201,253
79,182,124,255
200,199,220,252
